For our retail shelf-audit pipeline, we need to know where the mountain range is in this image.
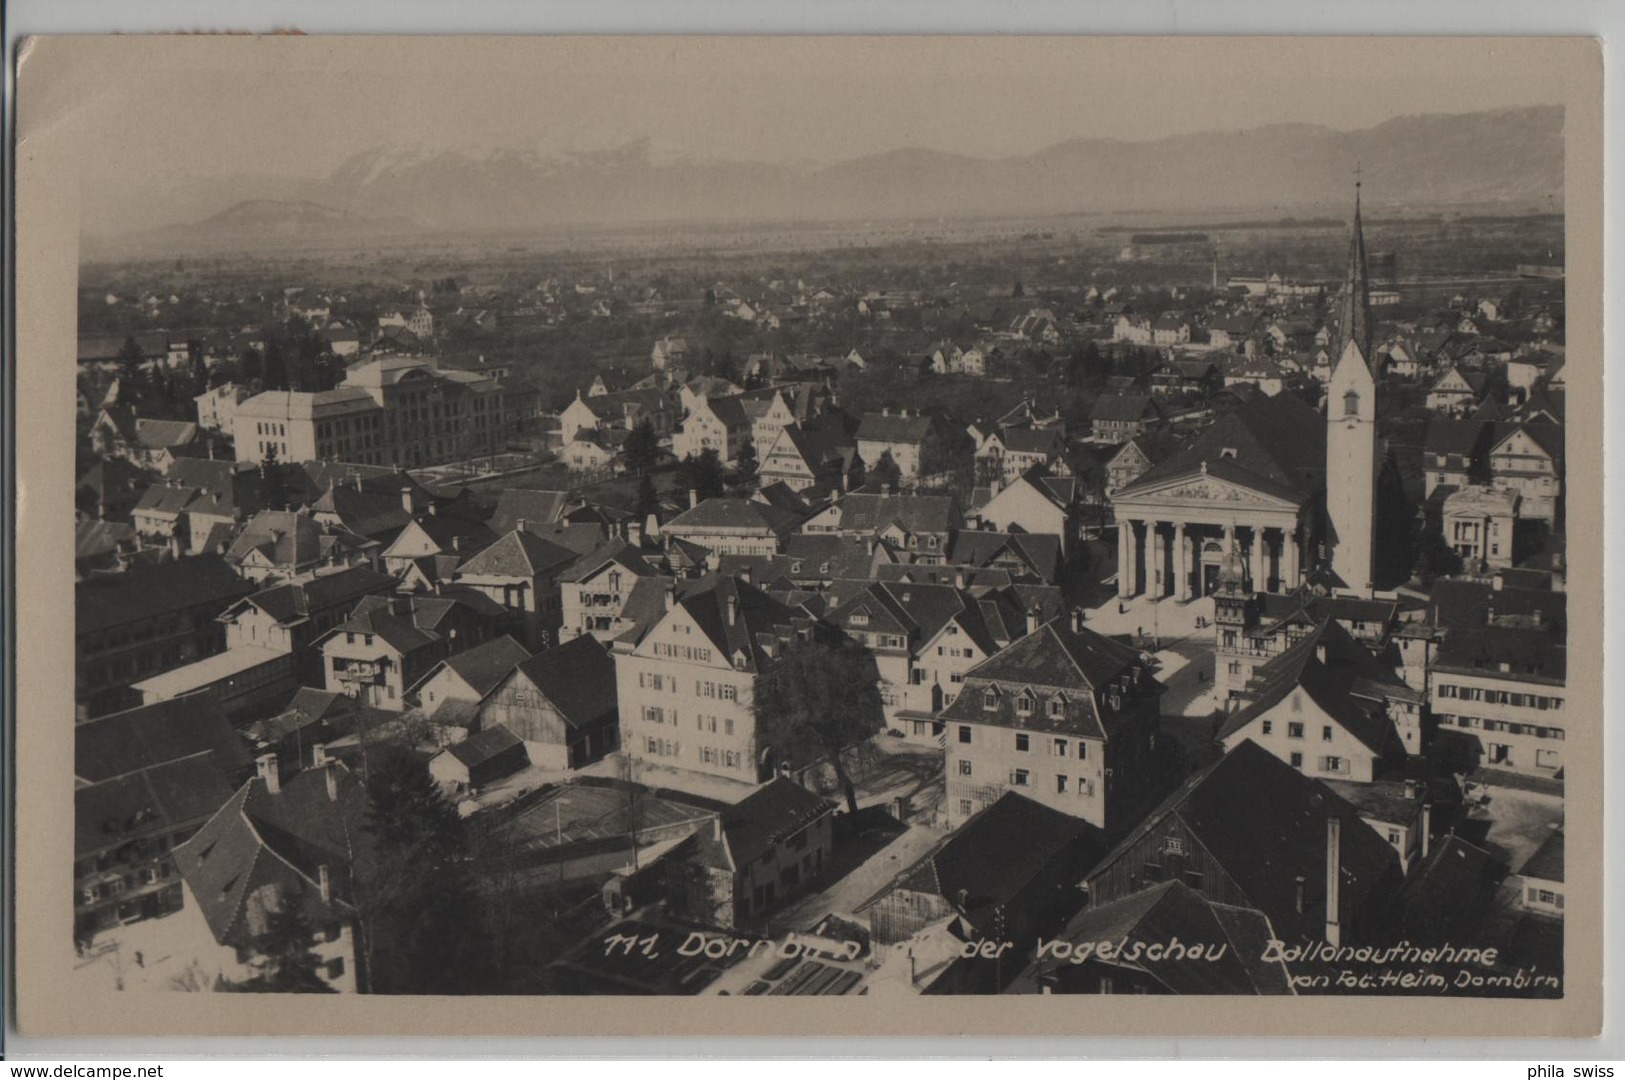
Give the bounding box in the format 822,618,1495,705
113,106,1563,241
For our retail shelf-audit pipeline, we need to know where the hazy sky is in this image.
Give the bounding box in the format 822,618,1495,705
23,36,1566,221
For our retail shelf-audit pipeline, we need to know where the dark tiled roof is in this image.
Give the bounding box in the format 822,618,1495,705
1519,828,1564,882
455,528,579,579
1034,879,1291,994
75,697,250,785
830,492,957,536
230,566,396,625
864,792,1101,928
506,634,618,728
1089,741,1400,941
433,634,532,698
489,489,574,534
690,777,833,872
446,724,526,769
938,618,1159,740
677,576,804,674
1218,619,1414,753
76,554,252,637
856,411,935,444
1114,392,1325,504
1090,394,1159,424
666,498,803,535
172,763,374,950
76,755,238,859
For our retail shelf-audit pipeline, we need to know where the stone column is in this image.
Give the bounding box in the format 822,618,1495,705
1284,525,1300,589
1117,518,1133,600
1174,522,1191,601
1250,527,1266,593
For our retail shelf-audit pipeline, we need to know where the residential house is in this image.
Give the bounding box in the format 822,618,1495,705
974,426,1070,487
1516,828,1564,917
406,634,531,719
91,408,202,470
75,555,254,719
756,421,861,496
1216,618,1421,784
860,792,1103,993
194,383,252,433
616,576,808,790
1083,741,1403,946
938,612,1164,830
1428,579,1567,778
673,394,754,463
969,470,1080,556
1427,365,1488,416
665,777,835,931
799,491,959,562
661,497,803,559
476,634,620,770
558,541,663,643
379,509,496,577
225,509,371,584
1089,394,1163,444
558,387,676,445
854,408,952,485
315,590,510,711
945,530,1062,585
828,582,1038,741
73,697,252,939
173,753,372,992
1489,424,1563,524
428,726,530,792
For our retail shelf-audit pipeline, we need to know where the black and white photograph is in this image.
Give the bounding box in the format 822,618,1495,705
10,33,1603,1039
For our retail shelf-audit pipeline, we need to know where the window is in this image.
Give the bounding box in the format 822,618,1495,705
1016,691,1035,716
1015,734,1030,753
1288,722,1305,739
1261,720,1273,736
958,799,973,818
958,760,972,777
1322,725,1334,742
1013,769,1030,787
1165,836,1186,856
1323,756,1343,772
1289,752,1303,768
958,725,973,744
1049,697,1066,718
1052,738,1069,757
1056,775,1069,794
982,688,999,711
1343,390,1361,418
1077,742,1088,761
1387,829,1402,845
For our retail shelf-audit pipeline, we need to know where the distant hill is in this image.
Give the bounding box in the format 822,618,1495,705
160,199,415,240
114,106,1564,237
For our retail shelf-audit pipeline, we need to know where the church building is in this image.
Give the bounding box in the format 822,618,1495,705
1109,184,1381,601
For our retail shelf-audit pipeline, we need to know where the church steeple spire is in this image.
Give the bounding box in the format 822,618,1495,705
1338,179,1373,363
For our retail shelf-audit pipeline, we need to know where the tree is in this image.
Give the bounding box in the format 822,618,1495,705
624,418,659,475
634,470,661,524
870,450,902,493
358,746,493,994
754,641,886,814
239,346,264,386
226,897,334,993
115,335,147,390
262,338,289,391
1012,280,1025,298
259,444,288,511
734,435,758,486
1414,526,1464,587
673,449,726,503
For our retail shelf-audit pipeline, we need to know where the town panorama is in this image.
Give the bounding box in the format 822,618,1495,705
72,161,1567,999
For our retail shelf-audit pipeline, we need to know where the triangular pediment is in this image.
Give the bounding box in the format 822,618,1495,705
1120,471,1300,510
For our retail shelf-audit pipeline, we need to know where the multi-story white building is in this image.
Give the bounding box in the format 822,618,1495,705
233,357,505,469
614,576,806,792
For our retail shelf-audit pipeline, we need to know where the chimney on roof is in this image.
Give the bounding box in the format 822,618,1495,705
1072,608,1086,633
1404,778,1418,801
740,564,753,586
399,485,412,512
1315,642,1328,665
1325,816,1343,947
882,406,890,417
727,592,738,627
712,814,724,843
312,743,329,767
689,488,699,509
389,595,412,618
954,567,966,591
1420,803,1433,860
427,502,438,516
317,863,332,903
324,763,339,803
168,532,182,561
256,753,281,795
452,536,462,555
1294,875,1307,915
664,580,677,612
1485,603,1496,625
1492,572,1505,591
1026,607,1040,636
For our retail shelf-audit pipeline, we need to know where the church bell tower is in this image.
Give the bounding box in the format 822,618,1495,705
1325,181,1379,596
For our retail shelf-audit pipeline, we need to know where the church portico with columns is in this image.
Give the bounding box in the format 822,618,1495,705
1109,390,1329,604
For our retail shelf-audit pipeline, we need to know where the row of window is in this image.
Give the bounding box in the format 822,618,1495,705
1436,684,1563,710
1438,714,1566,740
1260,720,1336,742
